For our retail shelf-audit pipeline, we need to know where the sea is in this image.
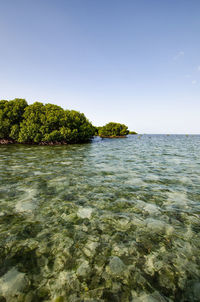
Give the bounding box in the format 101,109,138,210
0,135,200,301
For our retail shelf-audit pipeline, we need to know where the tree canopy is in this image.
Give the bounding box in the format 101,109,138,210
129,131,137,135
0,99,137,144
0,98,28,140
0,99,95,144
98,122,129,137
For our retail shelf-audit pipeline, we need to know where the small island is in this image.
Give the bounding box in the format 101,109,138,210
98,122,129,138
0,99,137,144
129,131,138,135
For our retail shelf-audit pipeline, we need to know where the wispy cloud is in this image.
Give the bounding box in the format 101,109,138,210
192,80,197,85
198,65,200,71
173,51,184,60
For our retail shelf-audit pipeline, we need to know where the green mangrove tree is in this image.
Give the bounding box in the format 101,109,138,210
99,122,129,137
0,99,95,144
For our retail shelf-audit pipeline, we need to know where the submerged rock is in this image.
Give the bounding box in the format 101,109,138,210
143,203,161,216
77,207,93,219
133,291,167,302
0,268,28,298
146,218,166,234
83,243,99,258
15,200,37,213
77,261,91,277
107,256,126,275
192,282,200,301
186,281,200,301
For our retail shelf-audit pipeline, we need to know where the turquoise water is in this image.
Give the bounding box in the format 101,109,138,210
0,135,200,302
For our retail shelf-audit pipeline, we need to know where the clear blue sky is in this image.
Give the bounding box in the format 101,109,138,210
0,0,199,133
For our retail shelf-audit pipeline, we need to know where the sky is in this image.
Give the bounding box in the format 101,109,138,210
0,0,199,134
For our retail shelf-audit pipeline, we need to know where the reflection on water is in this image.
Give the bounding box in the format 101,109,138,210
0,135,200,301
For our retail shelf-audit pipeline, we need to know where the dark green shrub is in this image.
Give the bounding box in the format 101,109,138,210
0,99,131,144
99,122,129,137
17,102,94,143
0,98,28,139
129,131,137,135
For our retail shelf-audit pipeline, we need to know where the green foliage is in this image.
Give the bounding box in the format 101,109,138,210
63,110,95,143
99,122,129,137
0,99,133,143
43,130,64,142
18,102,65,143
18,102,45,143
10,124,20,140
129,131,137,135
0,99,95,144
0,98,28,139
93,126,102,136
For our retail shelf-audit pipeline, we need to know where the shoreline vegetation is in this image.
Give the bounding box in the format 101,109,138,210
0,99,137,145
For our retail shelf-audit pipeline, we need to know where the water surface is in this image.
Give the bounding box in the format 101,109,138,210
0,135,200,301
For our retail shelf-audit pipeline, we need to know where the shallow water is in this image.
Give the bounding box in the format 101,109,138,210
0,135,200,302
